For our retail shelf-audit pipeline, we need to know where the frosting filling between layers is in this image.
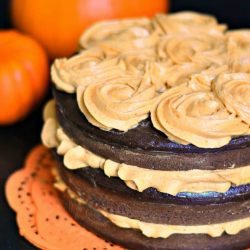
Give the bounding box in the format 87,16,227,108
53,167,250,239
54,86,250,170
42,100,250,195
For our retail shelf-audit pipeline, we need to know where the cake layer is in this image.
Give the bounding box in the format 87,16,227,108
59,186,250,250
41,109,250,195
54,159,250,240
55,152,250,226
54,87,250,171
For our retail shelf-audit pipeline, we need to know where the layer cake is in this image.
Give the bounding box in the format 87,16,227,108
42,11,250,249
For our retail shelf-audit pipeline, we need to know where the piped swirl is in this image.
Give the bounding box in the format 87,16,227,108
79,17,163,56
213,73,250,125
51,11,250,148
77,70,158,131
155,11,227,35
151,84,249,148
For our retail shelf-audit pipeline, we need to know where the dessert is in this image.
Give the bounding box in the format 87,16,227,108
5,145,123,250
42,12,250,249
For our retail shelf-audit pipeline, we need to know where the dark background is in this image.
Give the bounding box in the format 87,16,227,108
1,1,250,249
2,0,250,29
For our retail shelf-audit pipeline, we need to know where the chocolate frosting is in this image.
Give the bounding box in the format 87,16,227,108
54,87,250,170
55,152,250,225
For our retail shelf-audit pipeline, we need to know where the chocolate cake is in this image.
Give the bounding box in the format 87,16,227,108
41,12,250,249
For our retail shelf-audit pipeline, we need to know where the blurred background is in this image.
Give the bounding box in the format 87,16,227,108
1,0,250,249
2,0,250,29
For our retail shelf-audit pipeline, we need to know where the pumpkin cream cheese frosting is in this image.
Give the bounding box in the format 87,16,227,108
42,11,250,250
51,167,250,239
42,100,250,195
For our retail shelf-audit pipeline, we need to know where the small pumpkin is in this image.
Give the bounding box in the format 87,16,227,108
11,0,168,59
0,30,49,125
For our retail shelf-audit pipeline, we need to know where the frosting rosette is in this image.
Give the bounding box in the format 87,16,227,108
155,33,226,87
155,11,227,35
49,12,250,148
226,30,250,72
77,70,158,131
51,50,140,94
51,48,106,93
79,18,163,56
154,62,201,90
117,50,169,92
151,84,249,148
213,73,250,125
158,33,226,66
118,48,157,71
188,65,229,91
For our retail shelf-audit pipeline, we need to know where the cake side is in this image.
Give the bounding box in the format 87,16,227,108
53,157,250,249
41,11,250,250
60,190,250,250
54,152,250,226
42,98,250,195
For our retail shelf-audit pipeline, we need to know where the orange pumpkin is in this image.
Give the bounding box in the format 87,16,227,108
11,0,168,59
0,30,49,125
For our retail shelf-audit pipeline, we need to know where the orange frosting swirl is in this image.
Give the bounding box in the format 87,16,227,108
157,63,205,88
227,30,250,73
77,70,158,131
151,84,249,148
155,33,226,87
51,12,250,147
79,18,163,56
188,65,229,91
155,11,227,35
118,48,156,71
213,73,250,125
51,48,106,93
158,33,226,65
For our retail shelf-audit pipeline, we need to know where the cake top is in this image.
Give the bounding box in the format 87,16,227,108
51,11,250,148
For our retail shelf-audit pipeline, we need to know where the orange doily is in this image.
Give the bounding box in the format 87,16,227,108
5,145,123,250
5,145,250,250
